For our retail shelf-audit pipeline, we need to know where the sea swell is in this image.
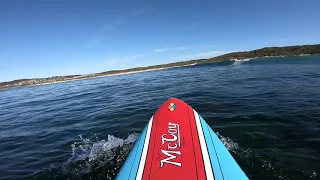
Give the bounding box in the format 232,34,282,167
0,56,319,180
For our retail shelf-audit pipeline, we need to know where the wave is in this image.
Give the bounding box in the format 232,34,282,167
188,63,197,66
229,58,256,65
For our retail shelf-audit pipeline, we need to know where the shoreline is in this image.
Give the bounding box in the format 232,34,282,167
1,44,320,90
0,54,316,90
0,65,178,90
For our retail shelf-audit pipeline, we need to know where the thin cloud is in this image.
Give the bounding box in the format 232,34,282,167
175,46,189,50
152,48,168,53
88,17,126,47
132,8,147,15
261,37,320,46
200,45,215,48
195,51,226,57
104,24,117,30
173,50,227,61
105,54,139,65
113,17,126,25
181,20,211,30
88,7,151,47
153,45,211,53
104,17,126,30
87,35,105,47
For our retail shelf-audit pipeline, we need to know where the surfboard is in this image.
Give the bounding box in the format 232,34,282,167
116,97,248,180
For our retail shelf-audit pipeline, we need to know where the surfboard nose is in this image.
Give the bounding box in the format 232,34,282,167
157,97,190,114
165,98,187,112
168,97,185,103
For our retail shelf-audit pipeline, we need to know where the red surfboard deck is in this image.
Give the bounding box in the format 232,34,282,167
116,97,248,180
142,98,205,179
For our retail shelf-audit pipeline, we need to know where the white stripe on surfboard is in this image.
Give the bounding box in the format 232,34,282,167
194,110,215,180
136,116,153,180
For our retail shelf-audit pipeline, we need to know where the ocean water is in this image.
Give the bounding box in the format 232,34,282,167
0,56,319,180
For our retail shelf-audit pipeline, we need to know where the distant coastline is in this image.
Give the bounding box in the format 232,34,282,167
1,44,319,90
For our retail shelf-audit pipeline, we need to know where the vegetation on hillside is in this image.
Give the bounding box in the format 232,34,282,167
97,44,320,75
191,44,320,64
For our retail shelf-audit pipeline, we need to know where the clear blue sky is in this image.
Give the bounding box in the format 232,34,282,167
1,0,319,82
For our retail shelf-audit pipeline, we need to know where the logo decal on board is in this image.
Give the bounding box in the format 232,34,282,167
168,103,176,111
160,122,182,168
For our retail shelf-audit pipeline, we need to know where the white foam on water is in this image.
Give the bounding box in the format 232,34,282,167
57,133,139,179
303,170,318,179
229,57,257,65
68,133,139,163
30,132,317,179
231,58,250,65
216,132,276,172
215,132,318,179
28,133,139,179
216,132,239,153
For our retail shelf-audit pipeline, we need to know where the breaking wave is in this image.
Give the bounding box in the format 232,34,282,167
230,58,256,65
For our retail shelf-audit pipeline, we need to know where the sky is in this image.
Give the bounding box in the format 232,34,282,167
0,0,320,82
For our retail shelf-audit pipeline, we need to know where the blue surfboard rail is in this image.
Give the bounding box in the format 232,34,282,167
200,115,248,180
115,120,150,180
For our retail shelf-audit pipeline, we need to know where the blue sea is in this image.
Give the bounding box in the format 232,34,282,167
0,56,319,180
